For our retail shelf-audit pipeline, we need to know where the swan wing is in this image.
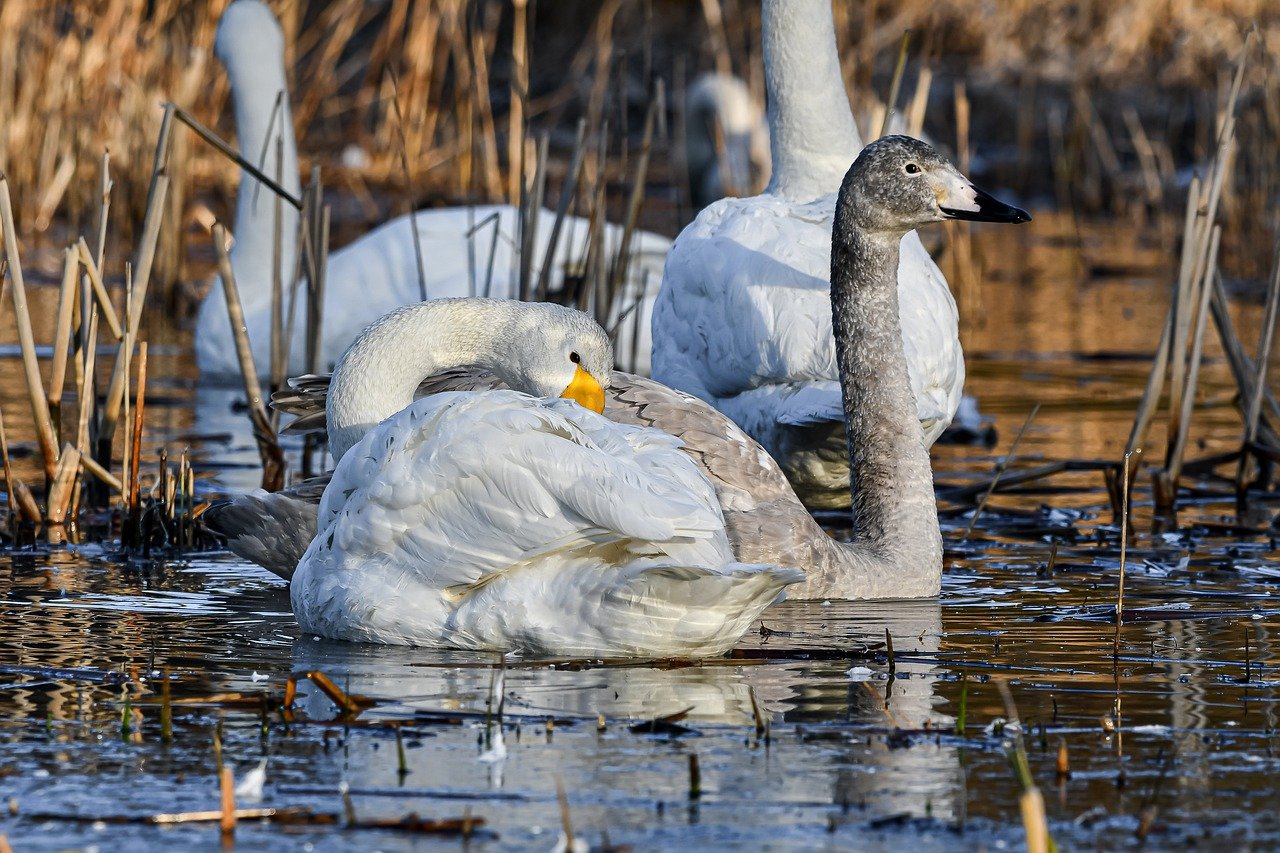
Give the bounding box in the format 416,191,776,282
293,391,808,650
312,392,732,588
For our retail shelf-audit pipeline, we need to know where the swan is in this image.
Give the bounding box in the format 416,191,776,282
651,0,965,510
195,0,670,381
272,298,802,655
207,137,1028,603
685,73,770,210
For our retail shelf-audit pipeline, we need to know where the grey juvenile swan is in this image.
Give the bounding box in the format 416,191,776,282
205,137,1029,600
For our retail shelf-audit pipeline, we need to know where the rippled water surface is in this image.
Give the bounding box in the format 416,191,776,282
1,218,1278,850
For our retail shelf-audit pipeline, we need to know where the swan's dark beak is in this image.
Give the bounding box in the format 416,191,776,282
941,185,1031,224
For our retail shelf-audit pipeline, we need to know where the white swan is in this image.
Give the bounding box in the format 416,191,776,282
195,0,670,381
207,137,1028,605
281,298,801,655
652,0,964,509
685,73,770,210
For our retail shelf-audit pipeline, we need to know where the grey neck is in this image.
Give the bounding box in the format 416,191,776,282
822,217,943,595
761,0,864,202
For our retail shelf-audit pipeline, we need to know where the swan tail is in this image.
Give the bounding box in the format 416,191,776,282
202,491,317,580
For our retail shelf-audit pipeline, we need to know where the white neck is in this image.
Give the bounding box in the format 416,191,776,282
326,300,529,460
761,0,863,202
220,9,301,298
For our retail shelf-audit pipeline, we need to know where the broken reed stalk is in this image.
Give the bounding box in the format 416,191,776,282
603,89,661,335
45,443,81,533
0,174,60,486
877,29,912,140
1115,449,1138,661
304,166,330,375
0,408,38,525
48,247,80,441
128,343,148,513
160,670,173,742
386,71,428,302
964,403,1040,538
1158,224,1222,510
219,765,236,836
507,0,530,206
98,170,169,472
270,136,286,398
995,680,1054,853
169,104,302,210
212,223,285,492
537,118,589,302
1235,234,1280,505
75,238,124,341
906,64,932,138
518,133,550,302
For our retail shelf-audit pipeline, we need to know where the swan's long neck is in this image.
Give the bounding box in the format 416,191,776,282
829,215,942,578
762,0,863,202
326,300,521,460
223,32,301,296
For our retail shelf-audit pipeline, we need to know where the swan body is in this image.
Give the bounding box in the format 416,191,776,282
209,138,1028,605
196,0,668,381
685,73,770,210
295,390,801,655
271,298,799,655
652,0,962,509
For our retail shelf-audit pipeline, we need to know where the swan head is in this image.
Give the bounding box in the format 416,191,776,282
499,303,613,414
840,135,1030,235
215,0,285,69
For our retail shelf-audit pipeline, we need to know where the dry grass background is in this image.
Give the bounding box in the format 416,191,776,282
0,0,1276,283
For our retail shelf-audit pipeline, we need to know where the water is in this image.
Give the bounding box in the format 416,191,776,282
0,216,1278,850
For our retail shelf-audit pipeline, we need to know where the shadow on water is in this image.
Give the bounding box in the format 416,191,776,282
0,217,1278,849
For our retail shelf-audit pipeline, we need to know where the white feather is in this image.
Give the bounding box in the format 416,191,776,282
291,392,802,656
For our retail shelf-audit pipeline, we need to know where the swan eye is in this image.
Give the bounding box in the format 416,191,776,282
904,163,921,174
569,351,581,364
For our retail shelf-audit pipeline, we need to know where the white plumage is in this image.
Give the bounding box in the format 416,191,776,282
652,0,963,508
292,391,800,656
195,0,668,381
